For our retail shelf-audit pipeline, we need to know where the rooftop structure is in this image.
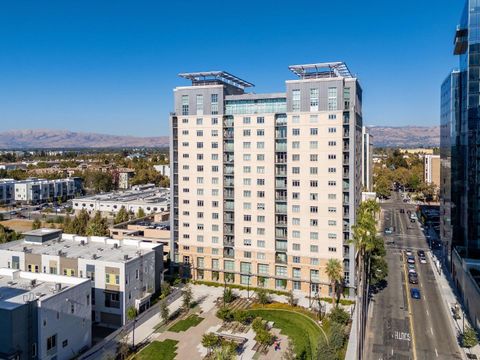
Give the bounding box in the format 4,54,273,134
72,184,169,216
178,71,254,89
288,62,353,79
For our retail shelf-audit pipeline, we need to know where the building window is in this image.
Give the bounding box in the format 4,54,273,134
196,94,203,115
292,89,301,112
46,334,57,353
181,95,189,115
310,88,319,111
328,87,337,110
211,94,219,114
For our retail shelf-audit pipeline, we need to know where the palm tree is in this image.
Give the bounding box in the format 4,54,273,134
325,259,343,307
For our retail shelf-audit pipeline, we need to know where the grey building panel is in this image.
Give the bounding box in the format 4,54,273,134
285,78,346,112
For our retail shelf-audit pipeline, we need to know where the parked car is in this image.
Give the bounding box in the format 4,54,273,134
384,227,393,235
417,250,425,257
410,219,416,223
405,249,413,256
410,288,421,299
407,256,415,264
408,273,419,284
420,257,427,264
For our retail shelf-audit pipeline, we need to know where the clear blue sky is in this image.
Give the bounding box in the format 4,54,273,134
0,0,462,136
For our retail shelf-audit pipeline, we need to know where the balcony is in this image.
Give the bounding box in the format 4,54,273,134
224,154,234,163
224,130,234,139
275,167,287,177
223,248,235,258
224,214,234,223
224,118,234,127
275,179,287,189
275,154,287,163
224,142,234,152
224,225,234,235
223,238,235,247
275,129,287,139
275,240,288,252
343,170,350,179
275,143,287,152
343,158,349,166
224,190,234,199
275,228,287,239
275,204,287,214
275,252,288,265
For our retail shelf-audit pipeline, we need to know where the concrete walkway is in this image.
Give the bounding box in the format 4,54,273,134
426,226,480,359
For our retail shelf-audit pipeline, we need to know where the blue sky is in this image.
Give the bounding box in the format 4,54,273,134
0,0,462,136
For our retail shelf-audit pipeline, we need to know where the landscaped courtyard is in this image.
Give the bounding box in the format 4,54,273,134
130,284,353,360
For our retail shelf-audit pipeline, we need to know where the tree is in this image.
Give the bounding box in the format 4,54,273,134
86,211,109,236
223,287,234,304
182,284,193,312
256,288,270,306
201,333,219,355
72,209,90,236
136,207,146,218
287,290,297,307
126,306,138,348
317,322,346,360
462,326,479,348
328,307,350,326
114,206,130,224
31,218,42,230
63,214,73,233
161,282,171,298
159,299,170,325
325,259,343,307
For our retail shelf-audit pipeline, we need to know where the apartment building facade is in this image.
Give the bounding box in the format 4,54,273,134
0,177,83,204
361,126,373,192
0,229,163,328
170,63,363,296
0,268,91,360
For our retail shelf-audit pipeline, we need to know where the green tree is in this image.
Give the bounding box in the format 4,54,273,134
161,282,171,298
127,306,137,321
86,211,109,236
159,299,170,325
255,288,270,306
31,218,42,230
201,333,219,355
72,209,90,236
317,322,346,360
462,326,479,348
63,214,73,233
182,284,193,312
287,290,297,307
325,258,343,307
114,206,130,224
223,287,234,304
136,207,146,218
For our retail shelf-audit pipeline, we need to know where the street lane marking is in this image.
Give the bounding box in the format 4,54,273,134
403,252,418,360
430,327,434,336
435,348,439,357
426,309,429,316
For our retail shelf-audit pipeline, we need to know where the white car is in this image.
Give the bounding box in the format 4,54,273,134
420,257,427,264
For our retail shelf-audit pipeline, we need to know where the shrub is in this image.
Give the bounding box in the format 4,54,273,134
216,307,234,322
462,326,479,348
223,287,235,304
252,317,266,333
233,310,252,325
256,288,271,305
328,307,350,326
255,328,274,346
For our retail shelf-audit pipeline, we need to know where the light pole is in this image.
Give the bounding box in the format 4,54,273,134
247,271,252,300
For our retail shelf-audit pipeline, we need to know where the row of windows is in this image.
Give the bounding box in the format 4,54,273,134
178,113,339,126
182,153,337,162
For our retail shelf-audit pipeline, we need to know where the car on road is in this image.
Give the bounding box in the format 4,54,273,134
410,218,416,223
407,256,415,264
410,288,421,299
419,257,427,264
408,273,419,284
417,250,425,257
384,227,393,235
405,249,413,256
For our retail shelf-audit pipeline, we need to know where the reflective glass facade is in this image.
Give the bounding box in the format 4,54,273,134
441,0,480,261
225,98,286,115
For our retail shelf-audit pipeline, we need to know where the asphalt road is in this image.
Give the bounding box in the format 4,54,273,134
365,192,461,360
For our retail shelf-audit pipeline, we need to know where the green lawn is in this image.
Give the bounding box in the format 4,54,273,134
167,314,204,332
247,309,325,360
136,339,178,360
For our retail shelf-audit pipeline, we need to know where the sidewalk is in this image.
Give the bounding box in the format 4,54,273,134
428,247,480,359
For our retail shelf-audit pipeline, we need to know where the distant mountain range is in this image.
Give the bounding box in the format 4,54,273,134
0,129,169,149
367,126,440,148
0,126,439,149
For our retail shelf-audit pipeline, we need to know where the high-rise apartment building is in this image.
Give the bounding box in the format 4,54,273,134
170,63,363,296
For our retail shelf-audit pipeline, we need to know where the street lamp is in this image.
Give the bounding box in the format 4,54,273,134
247,271,252,300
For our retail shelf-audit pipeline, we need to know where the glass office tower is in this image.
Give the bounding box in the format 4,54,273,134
441,0,480,263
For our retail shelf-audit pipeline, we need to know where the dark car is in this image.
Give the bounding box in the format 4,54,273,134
410,288,421,299
417,250,425,257
408,273,419,284
407,256,415,264
400,209,405,213
410,218,416,223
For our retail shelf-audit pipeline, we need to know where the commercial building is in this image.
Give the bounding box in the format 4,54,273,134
170,62,363,296
0,228,163,328
117,168,135,190
441,0,480,330
72,184,170,217
0,267,91,360
0,177,83,205
361,126,373,192
424,154,440,188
